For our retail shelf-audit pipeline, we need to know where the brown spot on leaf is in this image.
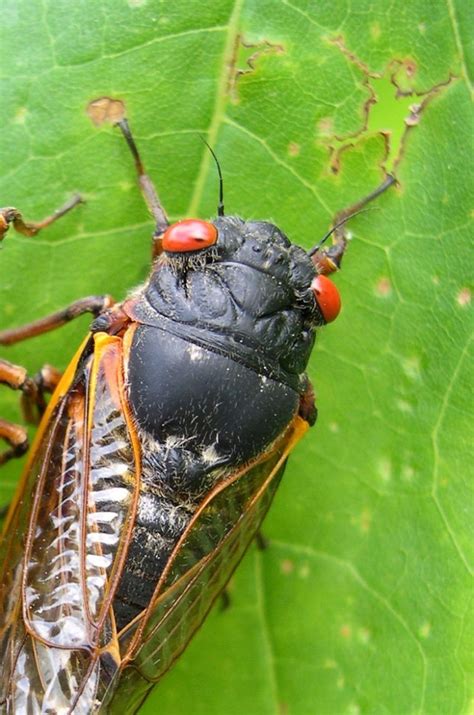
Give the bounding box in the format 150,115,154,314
376,277,392,297
228,35,285,102
330,36,372,74
328,141,354,175
457,287,471,307
318,116,334,137
280,559,294,575
359,508,372,533
87,97,126,126
14,107,28,125
370,22,382,41
288,142,300,157
340,624,352,639
419,622,431,638
350,508,372,532
390,59,419,95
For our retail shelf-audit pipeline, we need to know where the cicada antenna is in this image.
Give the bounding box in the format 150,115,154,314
200,136,225,217
308,174,396,257
308,207,375,257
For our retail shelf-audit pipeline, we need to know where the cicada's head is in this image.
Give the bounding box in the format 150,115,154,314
145,215,341,384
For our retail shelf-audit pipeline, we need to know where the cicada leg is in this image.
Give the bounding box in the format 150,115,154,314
115,118,170,258
311,174,397,275
219,590,231,611
0,295,115,346
0,359,44,466
0,357,63,452
0,194,83,243
218,530,269,611
0,417,28,467
0,360,38,516
255,531,269,550
0,358,63,424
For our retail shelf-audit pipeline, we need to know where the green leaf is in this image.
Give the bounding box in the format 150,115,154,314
1,1,472,714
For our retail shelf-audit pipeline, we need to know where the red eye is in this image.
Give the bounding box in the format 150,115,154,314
162,219,218,253
311,274,341,323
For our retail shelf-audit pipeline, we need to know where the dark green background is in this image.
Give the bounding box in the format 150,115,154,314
0,1,472,713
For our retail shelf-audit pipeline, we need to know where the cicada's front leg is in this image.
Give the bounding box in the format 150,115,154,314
0,192,92,501
0,295,115,346
115,118,170,259
0,194,83,243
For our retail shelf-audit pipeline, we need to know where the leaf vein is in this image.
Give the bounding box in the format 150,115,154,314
223,116,333,216
270,539,428,713
445,0,473,95
431,334,473,574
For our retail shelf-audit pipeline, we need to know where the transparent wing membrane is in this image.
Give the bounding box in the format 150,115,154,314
0,335,139,712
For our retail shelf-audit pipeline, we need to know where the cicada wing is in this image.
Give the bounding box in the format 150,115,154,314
105,417,308,712
0,333,141,713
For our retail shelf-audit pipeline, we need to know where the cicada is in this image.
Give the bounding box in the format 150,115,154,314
0,113,394,713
